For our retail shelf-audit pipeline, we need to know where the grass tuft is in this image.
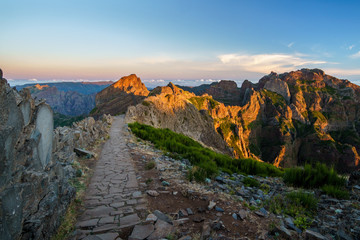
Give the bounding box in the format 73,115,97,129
321,185,349,199
283,163,346,189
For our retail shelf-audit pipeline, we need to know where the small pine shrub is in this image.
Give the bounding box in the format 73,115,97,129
266,190,317,230
321,185,350,200
286,191,318,212
187,166,207,182
145,161,156,170
243,177,260,188
283,163,346,189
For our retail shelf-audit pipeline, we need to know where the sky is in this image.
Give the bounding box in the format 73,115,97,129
1,0,360,87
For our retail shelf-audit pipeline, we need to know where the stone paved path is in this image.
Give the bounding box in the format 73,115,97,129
73,116,147,240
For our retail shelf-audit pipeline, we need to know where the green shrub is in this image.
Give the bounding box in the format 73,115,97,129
283,163,346,189
266,191,317,230
142,101,151,107
145,161,156,170
187,166,207,182
128,122,283,179
243,177,260,188
262,89,286,108
321,185,349,199
286,191,318,212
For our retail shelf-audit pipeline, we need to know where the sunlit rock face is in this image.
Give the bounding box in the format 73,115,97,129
91,74,149,117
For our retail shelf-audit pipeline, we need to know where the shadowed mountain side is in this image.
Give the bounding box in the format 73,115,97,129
179,80,242,106
16,81,112,95
29,86,96,116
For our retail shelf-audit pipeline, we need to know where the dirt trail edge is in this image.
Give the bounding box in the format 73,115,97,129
73,115,147,240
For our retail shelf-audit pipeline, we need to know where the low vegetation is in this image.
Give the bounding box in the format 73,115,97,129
262,89,286,108
321,185,350,199
129,123,349,201
189,96,219,110
267,190,318,229
54,112,86,128
243,177,260,188
53,158,93,239
283,163,346,189
145,161,156,170
128,122,283,181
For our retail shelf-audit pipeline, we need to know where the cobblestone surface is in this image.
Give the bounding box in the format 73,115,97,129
73,116,146,240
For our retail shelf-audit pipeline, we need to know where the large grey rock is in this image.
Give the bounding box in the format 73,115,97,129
305,229,327,240
264,78,291,104
35,104,53,168
148,219,175,240
129,224,154,240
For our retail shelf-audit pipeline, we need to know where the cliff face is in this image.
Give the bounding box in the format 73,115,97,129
92,74,149,117
125,69,360,173
0,69,112,239
0,74,74,239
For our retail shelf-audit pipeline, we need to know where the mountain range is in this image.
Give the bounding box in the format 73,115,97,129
92,69,360,173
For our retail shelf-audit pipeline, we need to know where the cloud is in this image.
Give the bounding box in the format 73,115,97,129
325,68,360,76
28,78,38,81
218,53,327,74
287,42,294,48
350,51,360,58
347,45,355,50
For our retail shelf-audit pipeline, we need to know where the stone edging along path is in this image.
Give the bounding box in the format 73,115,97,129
73,115,147,240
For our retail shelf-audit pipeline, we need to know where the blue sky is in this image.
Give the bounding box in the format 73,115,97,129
1,0,360,86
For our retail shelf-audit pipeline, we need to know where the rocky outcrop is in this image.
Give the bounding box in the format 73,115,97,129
0,76,74,239
92,74,149,117
263,76,291,103
0,70,112,239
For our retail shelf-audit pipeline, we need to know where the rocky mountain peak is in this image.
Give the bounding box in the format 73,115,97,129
112,74,149,96
215,80,238,90
34,84,50,90
92,74,150,117
0,68,3,79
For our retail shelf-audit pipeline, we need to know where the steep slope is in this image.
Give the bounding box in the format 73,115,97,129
126,69,360,173
91,74,149,117
126,83,232,155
